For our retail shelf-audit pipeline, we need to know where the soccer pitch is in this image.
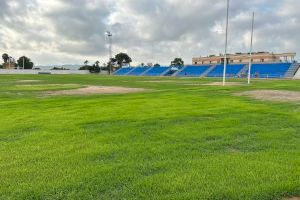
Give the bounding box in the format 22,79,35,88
0,75,299,200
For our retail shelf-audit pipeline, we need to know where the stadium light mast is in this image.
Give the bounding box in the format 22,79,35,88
105,31,113,74
223,0,230,86
248,12,255,84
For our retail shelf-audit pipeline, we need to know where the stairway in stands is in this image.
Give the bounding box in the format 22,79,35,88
200,65,216,78
237,64,248,77
172,66,187,76
284,63,300,79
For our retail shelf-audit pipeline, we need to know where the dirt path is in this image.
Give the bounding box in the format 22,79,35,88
237,90,300,103
45,86,147,96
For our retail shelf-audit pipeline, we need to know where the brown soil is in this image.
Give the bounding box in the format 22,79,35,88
45,86,147,96
16,80,42,83
237,90,300,103
19,84,80,87
140,80,177,83
203,82,245,86
285,197,300,200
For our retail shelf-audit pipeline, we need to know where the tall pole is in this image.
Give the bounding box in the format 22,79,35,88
223,0,230,86
248,12,255,84
106,31,113,74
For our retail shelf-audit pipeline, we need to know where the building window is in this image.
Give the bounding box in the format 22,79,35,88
239,60,242,63
195,62,198,64
261,59,264,62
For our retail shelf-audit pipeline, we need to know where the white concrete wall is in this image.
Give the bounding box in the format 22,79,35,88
293,67,300,79
0,69,107,75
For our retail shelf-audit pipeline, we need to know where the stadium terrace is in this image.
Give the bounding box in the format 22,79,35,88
114,52,300,79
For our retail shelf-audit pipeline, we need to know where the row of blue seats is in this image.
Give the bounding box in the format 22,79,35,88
114,63,293,78
115,66,171,76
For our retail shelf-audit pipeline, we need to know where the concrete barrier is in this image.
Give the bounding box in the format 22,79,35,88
0,69,108,75
294,67,300,79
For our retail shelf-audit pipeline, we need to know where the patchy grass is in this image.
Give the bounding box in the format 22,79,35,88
0,74,299,200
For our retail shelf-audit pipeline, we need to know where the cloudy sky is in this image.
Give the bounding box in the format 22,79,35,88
0,0,299,66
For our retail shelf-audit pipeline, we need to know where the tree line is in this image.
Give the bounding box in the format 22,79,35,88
0,51,185,72
80,52,133,74
0,53,34,69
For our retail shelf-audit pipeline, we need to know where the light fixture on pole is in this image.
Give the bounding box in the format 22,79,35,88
105,31,113,74
223,0,230,86
248,12,255,84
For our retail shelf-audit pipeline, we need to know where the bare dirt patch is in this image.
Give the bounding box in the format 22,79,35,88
203,82,245,86
284,197,300,200
16,80,42,83
237,90,300,103
45,86,147,96
140,80,177,83
18,84,80,87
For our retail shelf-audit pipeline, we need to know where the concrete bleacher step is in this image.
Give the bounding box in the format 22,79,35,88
236,64,248,77
285,63,300,79
140,66,154,76
160,67,171,76
125,67,136,75
172,66,186,77
200,65,216,78
113,68,122,75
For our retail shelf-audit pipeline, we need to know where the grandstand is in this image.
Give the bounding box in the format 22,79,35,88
114,67,133,75
143,66,170,76
207,64,245,77
176,65,210,77
127,66,150,76
114,62,300,79
248,63,292,78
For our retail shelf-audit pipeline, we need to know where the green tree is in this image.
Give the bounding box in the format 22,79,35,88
170,58,184,66
154,63,160,67
114,53,132,68
84,60,89,66
2,53,9,63
17,56,34,69
107,58,117,75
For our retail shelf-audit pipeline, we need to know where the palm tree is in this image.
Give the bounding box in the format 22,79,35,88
84,60,89,66
95,61,100,67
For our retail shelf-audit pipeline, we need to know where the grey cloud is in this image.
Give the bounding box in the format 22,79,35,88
0,0,299,65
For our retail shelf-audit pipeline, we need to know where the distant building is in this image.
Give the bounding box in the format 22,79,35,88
192,52,296,65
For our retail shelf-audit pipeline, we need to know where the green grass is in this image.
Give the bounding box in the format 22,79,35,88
0,74,299,200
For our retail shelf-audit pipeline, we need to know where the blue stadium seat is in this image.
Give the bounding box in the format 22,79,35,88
127,67,150,76
249,63,292,78
144,66,169,76
207,64,245,77
114,67,133,75
177,65,210,77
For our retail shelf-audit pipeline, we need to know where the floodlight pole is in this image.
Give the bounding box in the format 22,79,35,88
223,0,230,86
106,31,113,74
248,12,255,84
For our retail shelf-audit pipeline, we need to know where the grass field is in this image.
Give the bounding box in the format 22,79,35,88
0,74,299,200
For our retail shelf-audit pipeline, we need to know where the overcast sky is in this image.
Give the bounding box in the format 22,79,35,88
0,0,299,66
